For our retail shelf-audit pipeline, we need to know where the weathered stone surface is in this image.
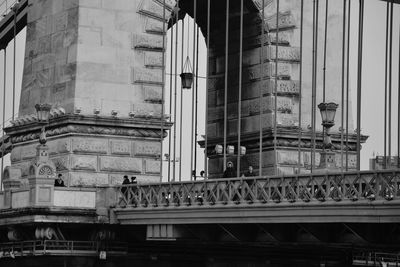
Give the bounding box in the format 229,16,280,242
132,103,162,116
131,67,163,84
54,190,96,208
276,150,299,165
72,138,108,154
69,172,109,186
266,12,295,30
144,51,163,67
134,142,161,157
145,18,165,34
48,138,71,155
21,144,37,160
100,157,142,173
144,85,163,102
51,156,69,171
132,33,163,50
145,159,160,174
70,155,97,171
111,140,131,155
138,0,166,20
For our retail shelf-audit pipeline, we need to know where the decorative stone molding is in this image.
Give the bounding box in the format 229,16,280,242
10,125,165,145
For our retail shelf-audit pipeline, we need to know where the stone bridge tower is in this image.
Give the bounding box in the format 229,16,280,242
7,0,175,186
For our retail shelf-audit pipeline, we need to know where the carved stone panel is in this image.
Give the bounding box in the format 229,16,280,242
100,156,142,173
72,138,108,154
144,85,162,102
21,144,38,160
145,159,160,174
70,155,97,171
110,140,131,155
144,51,163,67
134,142,161,157
131,67,162,84
69,172,109,186
132,33,163,50
276,150,299,165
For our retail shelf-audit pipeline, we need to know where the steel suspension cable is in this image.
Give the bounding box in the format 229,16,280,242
12,3,16,121
356,0,364,171
160,0,166,183
190,0,197,180
345,0,351,171
1,48,6,190
237,0,244,177
179,15,184,182
274,0,279,175
384,2,389,169
298,0,304,173
224,0,230,172
398,5,400,168
194,25,199,177
388,0,393,160
322,0,328,166
173,1,179,181
340,0,347,171
168,13,174,182
323,0,328,103
204,0,210,178
311,0,319,173
259,0,265,176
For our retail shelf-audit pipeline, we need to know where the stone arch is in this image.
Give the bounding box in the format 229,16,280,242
138,0,303,177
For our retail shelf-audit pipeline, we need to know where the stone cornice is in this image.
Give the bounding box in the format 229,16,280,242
5,115,172,145
200,127,368,152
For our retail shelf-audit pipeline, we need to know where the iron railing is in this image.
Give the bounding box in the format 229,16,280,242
353,251,400,266
0,240,127,258
116,170,400,208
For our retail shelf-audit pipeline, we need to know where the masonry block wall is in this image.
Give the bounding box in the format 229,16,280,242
9,0,175,185
201,0,358,177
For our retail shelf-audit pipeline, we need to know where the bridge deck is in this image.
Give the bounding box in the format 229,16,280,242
113,170,400,224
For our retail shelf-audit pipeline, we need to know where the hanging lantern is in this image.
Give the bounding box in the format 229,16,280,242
180,56,193,89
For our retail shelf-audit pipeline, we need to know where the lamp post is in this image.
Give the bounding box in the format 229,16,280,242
318,102,338,169
35,103,52,145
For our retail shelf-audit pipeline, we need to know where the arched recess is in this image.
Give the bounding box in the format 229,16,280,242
162,0,275,178
143,0,303,177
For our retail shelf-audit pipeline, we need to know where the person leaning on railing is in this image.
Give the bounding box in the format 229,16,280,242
121,175,130,203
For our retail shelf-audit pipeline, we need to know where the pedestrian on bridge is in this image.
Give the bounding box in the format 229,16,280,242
121,175,130,200
223,161,236,178
54,174,65,187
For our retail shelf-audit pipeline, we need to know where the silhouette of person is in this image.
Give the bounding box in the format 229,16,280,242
223,161,236,178
54,174,65,187
244,165,256,177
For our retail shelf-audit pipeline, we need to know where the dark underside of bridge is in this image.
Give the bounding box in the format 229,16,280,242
0,222,399,267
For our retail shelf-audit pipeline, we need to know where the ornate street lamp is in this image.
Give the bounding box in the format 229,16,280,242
318,102,338,170
35,103,52,145
318,102,338,149
180,56,193,89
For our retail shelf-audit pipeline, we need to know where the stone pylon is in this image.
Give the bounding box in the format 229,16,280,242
7,0,174,186
180,0,363,176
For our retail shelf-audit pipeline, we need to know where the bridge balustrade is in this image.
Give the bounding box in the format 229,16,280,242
0,240,127,258
115,170,400,208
